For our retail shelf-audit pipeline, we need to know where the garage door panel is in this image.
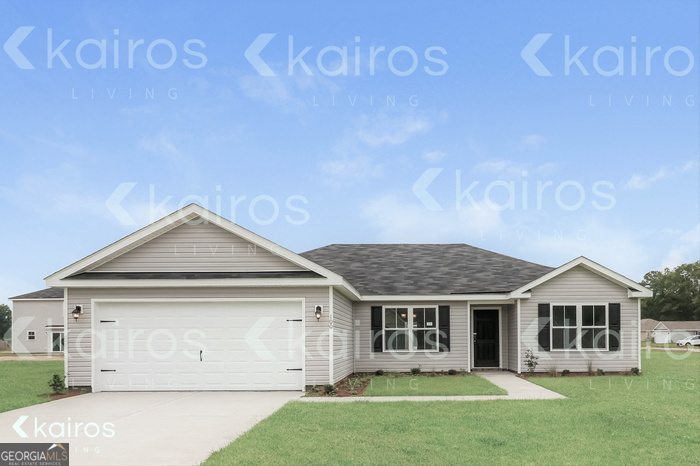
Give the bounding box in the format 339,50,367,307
95,301,303,391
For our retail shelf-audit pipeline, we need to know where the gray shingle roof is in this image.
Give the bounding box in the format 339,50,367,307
301,244,554,296
10,288,64,300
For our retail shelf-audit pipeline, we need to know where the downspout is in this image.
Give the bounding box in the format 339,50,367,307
328,286,334,385
63,288,68,388
637,298,642,370
517,298,522,374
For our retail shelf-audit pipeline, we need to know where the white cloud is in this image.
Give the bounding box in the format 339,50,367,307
660,223,700,270
473,159,557,178
319,155,384,181
354,114,433,146
319,113,435,184
422,150,447,162
625,160,698,190
361,194,503,242
520,134,547,150
239,75,305,113
0,163,114,222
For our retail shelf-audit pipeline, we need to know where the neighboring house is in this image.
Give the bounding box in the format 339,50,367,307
640,318,659,342
652,321,700,344
43,204,652,392
9,288,65,354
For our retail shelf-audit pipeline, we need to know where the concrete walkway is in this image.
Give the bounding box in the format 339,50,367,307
301,371,565,402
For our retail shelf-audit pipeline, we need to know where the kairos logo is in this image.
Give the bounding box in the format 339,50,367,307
3,26,207,70
245,33,448,77
522,33,695,77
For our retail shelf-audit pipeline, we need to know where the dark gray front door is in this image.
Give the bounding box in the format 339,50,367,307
474,310,499,367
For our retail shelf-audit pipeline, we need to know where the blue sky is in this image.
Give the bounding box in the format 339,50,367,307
1,1,698,303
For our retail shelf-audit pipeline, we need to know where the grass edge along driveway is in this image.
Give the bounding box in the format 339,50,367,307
205,352,699,465
0,360,64,413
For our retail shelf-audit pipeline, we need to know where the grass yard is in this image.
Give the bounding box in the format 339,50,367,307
205,352,699,465
0,360,64,413
364,374,506,396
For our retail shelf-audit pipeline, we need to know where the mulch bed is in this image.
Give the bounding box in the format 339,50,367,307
520,371,641,379
306,372,473,397
39,388,89,401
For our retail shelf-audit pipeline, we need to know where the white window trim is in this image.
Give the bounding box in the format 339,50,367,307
27,331,35,340
382,305,440,353
50,331,65,352
550,303,609,352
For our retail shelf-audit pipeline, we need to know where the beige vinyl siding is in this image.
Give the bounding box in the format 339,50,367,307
92,222,305,272
520,265,639,373
355,302,468,373
65,286,329,388
507,302,519,372
332,290,354,383
11,299,64,353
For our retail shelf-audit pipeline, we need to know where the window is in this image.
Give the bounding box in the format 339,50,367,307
412,307,438,351
51,332,65,352
384,307,409,351
384,307,438,352
27,331,35,340
581,305,607,349
551,304,608,351
552,305,576,350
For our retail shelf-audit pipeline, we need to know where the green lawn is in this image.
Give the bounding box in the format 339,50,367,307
0,360,65,413
364,374,506,396
205,352,700,465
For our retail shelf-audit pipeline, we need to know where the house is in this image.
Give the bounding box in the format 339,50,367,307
651,321,700,344
9,288,65,354
640,318,659,342
43,204,651,391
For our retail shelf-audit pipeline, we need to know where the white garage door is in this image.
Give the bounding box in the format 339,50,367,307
93,300,304,392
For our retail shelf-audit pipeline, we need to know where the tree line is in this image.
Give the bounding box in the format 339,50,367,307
641,261,700,321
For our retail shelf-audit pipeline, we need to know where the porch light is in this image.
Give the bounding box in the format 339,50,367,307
315,305,323,321
72,305,82,321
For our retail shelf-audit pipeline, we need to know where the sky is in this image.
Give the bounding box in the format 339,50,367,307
0,1,698,304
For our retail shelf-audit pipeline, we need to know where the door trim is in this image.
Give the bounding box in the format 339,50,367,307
91,298,306,392
470,306,503,369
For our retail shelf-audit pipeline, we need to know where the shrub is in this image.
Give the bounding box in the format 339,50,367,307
524,349,539,375
586,359,595,376
596,368,605,376
561,369,571,376
448,369,458,375
311,385,319,393
631,367,641,376
546,364,558,377
324,384,335,395
410,366,421,375
48,374,66,395
375,369,384,376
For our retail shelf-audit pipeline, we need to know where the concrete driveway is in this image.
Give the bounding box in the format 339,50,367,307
0,391,300,465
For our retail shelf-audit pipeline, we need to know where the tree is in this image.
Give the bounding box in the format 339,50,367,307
641,261,700,321
0,304,11,341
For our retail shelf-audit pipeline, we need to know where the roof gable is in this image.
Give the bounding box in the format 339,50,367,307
511,256,653,298
46,204,350,290
91,220,306,273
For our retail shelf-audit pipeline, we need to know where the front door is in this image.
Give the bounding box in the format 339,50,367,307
474,310,499,367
